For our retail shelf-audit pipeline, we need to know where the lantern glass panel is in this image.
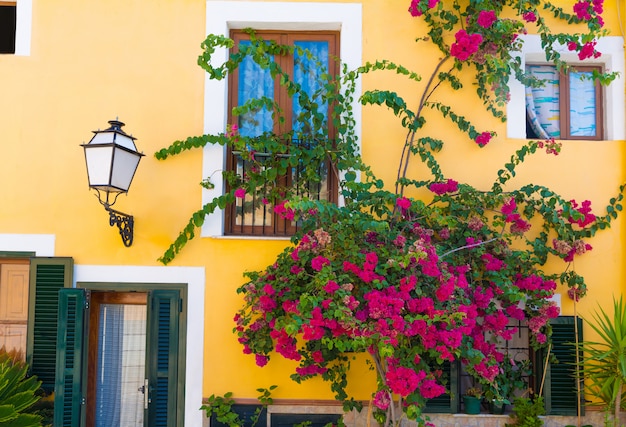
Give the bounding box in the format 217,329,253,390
84,145,114,189
110,147,141,192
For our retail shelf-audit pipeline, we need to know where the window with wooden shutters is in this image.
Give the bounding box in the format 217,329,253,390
424,361,457,413
225,30,339,236
535,316,583,416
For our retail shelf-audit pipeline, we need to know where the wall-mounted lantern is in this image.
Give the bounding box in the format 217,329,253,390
81,119,144,247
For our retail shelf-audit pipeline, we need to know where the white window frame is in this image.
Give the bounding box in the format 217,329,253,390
201,1,363,238
507,35,624,141
74,265,205,427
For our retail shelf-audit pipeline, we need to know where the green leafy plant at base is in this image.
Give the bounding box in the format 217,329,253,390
0,351,43,427
577,297,626,427
505,395,545,427
201,386,276,427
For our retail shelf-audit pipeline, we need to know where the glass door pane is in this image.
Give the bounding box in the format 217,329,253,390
96,303,147,427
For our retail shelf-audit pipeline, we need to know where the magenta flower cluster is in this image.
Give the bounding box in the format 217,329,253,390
450,29,483,61
233,181,588,423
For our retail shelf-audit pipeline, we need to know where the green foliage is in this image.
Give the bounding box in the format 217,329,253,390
505,396,545,427
578,297,626,425
200,386,277,427
0,352,43,427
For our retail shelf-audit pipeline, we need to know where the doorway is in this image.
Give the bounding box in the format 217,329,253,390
54,287,185,427
88,292,147,427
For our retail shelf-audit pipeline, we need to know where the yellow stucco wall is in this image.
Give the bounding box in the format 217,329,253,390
1,0,625,403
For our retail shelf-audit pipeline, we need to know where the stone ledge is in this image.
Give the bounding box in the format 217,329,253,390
202,403,624,427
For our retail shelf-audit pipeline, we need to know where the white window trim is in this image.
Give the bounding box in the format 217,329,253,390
202,1,363,237
74,265,205,427
11,0,32,56
507,35,625,140
0,233,54,255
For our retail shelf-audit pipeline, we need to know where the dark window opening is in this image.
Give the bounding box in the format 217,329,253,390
0,3,16,54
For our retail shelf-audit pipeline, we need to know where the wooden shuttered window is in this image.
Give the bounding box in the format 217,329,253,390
225,30,339,236
424,361,457,413
535,316,584,416
27,257,73,393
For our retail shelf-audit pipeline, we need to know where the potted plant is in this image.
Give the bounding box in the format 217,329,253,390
463,387,483,415
485,358,531,414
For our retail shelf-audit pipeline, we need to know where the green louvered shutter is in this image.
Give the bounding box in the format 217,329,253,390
54,288,88,427
424,361,457,413
537,316,583,415
27,257,73,392
146,289,180,427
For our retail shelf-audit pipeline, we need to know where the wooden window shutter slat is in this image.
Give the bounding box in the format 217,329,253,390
147,289,180,427
53,288,88,427
27,257,73,392
537,316,583,416
425,360,457,413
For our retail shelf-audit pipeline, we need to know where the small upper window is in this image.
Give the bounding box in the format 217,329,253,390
525,64,603,140
0,2,16,54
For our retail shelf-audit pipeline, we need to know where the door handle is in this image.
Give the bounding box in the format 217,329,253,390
141,378,149,409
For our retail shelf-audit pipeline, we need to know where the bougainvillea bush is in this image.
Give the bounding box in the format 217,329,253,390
156,0,623,426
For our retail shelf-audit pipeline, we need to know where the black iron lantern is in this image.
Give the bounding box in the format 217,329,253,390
81,119,144,246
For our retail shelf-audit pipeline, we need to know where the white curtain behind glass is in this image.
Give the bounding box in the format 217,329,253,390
525,65,560,139
568,70,597,137
96,304,146,427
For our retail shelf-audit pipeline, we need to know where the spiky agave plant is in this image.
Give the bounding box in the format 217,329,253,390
0,351,43,427
578,297,626,425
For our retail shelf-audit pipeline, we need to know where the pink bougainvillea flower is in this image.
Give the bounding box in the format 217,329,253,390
311,350,325,363
274,200,295,220
475,131,492,147
477,10,497,28
323,280,340,294
311,256,331,271
373,390,391,410
501,197,516,216
522,11,537,22
255,354,269,367
429,178,459,195
234,188,246,199
408,0,440,17
396,197,411,211
450,29,483,61
574,1,592,20
579,41,601,60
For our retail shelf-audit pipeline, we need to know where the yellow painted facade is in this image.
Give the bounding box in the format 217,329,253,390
1,0,625,424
